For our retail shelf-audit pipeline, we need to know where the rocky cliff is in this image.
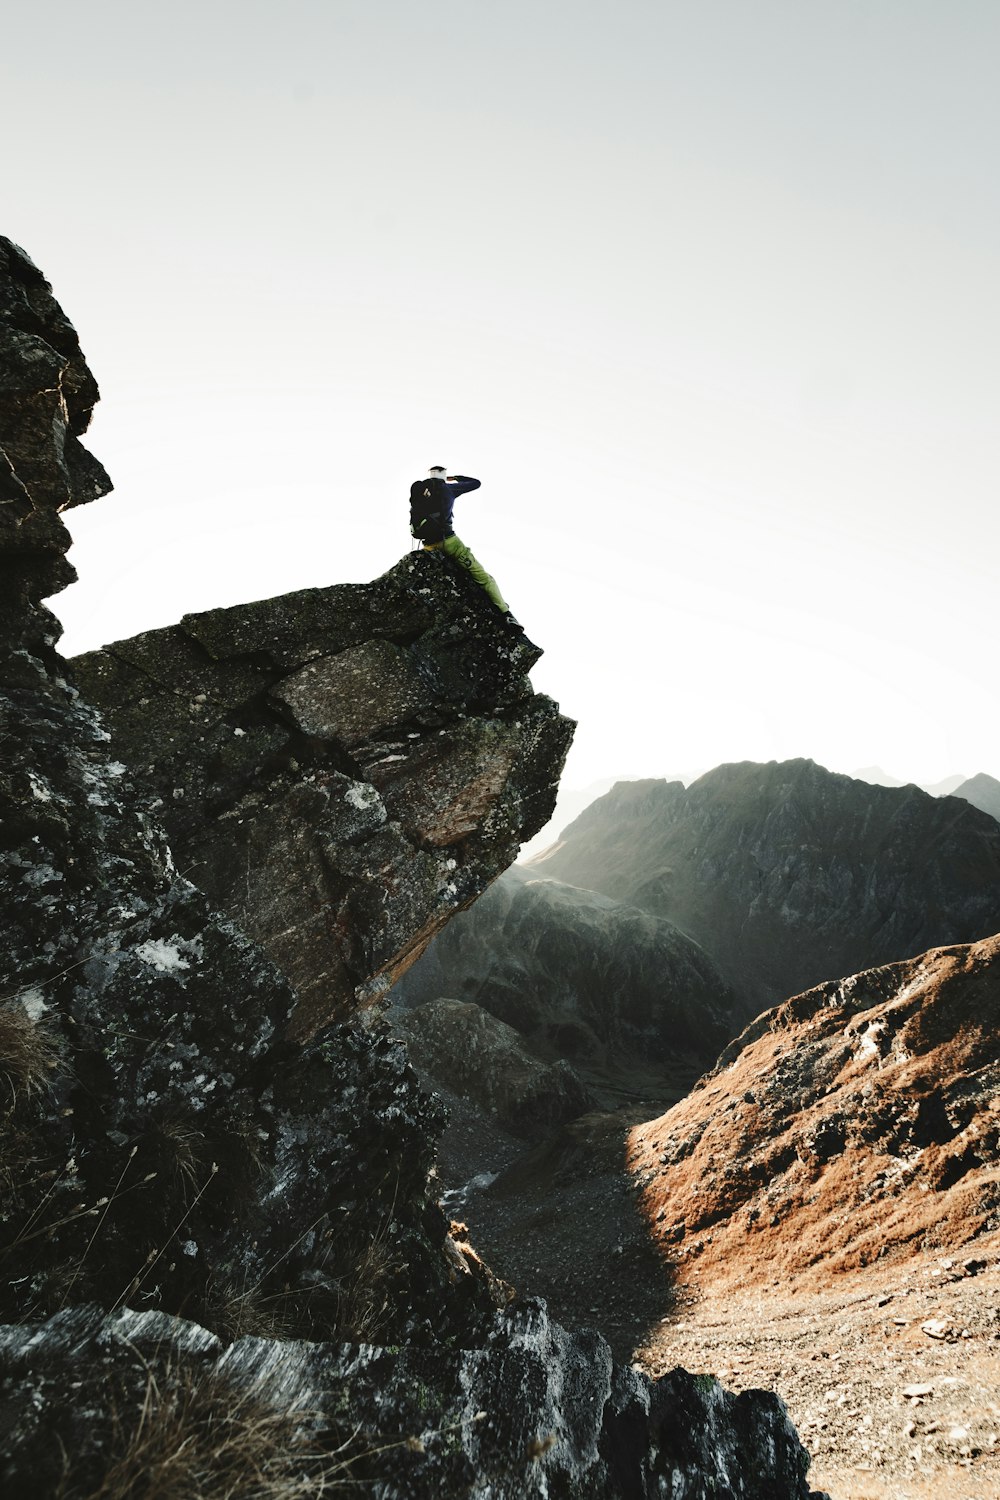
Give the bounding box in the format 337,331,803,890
0,239,825,1497
72,554,572,1036
532,760,1000,1013
0,244,501,1348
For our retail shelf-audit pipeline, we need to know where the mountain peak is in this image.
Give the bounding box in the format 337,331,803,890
952,771,1000,825
535,760,1000,1011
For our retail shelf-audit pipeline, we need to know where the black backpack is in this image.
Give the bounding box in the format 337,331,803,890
409,479,448,544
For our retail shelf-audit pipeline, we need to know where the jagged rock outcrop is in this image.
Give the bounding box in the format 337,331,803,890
0,527,480,1344
0,241,824,1498
72,556,573,1035
952,771,1000,825
399,865,743,1069
628,933,1000,1294
532,761,1000,1012
0,240,111,657
0,1301,826,1500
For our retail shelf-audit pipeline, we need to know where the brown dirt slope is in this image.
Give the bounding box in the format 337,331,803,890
640,1253,1000,1499
628,933,1000,1497
628,933,1000,1290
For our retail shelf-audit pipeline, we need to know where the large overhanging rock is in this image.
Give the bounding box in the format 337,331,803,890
0,243,824,1499
73,555,574,1034
1,244,491,1340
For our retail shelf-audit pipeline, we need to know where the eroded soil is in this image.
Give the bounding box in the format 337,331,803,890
454,1104,1000,1500
639,1245,1000,1500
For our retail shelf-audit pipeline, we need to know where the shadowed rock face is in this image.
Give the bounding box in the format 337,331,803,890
399,866,743,1069
72,557,574,1034
0,246,824,1499
531,760,1000,1014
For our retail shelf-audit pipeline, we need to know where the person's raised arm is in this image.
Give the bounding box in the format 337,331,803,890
446,474,481,497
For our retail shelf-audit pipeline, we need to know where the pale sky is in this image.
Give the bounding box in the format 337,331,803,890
7,1,998,792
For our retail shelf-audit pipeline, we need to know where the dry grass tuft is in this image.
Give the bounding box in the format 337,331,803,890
335,1235,400,1343
0,999,62,1107
140,1119,209,1203
205,1277,304,1343
60,1364,366,1500
209,1228,402,1345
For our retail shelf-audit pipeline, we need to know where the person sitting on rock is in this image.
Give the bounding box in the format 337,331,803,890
409,466,511,616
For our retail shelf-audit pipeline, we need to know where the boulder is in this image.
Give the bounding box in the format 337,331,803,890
395,997,597,1136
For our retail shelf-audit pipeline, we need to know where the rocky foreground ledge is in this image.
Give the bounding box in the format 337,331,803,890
0,238,826,1496
0,1300,821,1499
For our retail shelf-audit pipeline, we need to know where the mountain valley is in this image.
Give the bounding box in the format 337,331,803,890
395,777,1000,1498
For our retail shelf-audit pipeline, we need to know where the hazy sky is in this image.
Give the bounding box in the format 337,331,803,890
7,1,998,791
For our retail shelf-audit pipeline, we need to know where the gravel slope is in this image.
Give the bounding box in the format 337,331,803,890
637,1244,1000,1500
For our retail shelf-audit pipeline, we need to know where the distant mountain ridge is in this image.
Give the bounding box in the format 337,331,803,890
525,766,982,865
850,765,967,795
530,758,1000,1013
952,771,1000,825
